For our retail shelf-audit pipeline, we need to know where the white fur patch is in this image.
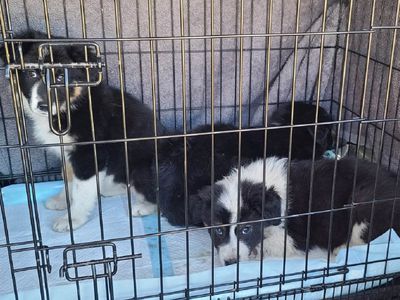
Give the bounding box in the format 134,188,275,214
47,172,125,213
262,225,303,257
263,227,330,259
131,188,156,216
53,173,101,232
218,238,250,263
100,174,125,197
51,171,153,231
349,222,368,246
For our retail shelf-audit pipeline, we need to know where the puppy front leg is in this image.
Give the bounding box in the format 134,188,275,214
45,162,74,210
131,188,157,216
53,174,99,232
45,186,67,210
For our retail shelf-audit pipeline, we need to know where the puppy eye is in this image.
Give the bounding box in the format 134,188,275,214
214,227,224,236
56,74,65,83
241,225,253,235
28,70,38,78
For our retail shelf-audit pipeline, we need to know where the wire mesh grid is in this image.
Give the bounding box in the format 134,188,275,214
1,0,400,299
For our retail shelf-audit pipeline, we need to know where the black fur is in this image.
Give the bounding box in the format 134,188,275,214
65,85,161,201
241,182,282,227
156,103,333,227
237,184,282,256
156,124,240,226
267,102,333,159
287,158,400,251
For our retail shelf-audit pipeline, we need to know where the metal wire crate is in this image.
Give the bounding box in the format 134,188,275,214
1,0,400,299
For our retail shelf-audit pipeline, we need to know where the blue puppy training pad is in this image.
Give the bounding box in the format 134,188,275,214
1,182,400,299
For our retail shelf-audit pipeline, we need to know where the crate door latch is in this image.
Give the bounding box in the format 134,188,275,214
59,241,142,282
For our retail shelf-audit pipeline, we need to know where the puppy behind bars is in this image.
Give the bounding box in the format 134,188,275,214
195,157,400,265
0,31,163,232
157,102,334,227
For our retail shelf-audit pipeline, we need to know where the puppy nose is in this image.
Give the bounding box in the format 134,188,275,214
38,103,48,112
224,259,237,266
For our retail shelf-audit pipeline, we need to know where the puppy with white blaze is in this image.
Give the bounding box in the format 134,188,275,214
0,31,163,231
194,157,400,266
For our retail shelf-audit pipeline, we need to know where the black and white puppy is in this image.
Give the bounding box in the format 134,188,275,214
196,157,400,265
157,102,333,227
1,31,162,231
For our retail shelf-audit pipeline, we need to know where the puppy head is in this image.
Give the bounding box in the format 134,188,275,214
0,31,96,117
197,179,282,266
270,102,333,158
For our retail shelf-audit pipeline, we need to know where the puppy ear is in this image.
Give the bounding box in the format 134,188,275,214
67,44,97,62
306,126,331,147
190,185,212,226
242,181,281,226
307,107,333,147
0,30,44,63
262,187,282,226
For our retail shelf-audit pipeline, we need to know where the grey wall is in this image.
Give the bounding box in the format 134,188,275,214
334,0,400,170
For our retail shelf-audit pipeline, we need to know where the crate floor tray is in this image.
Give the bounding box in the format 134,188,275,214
1,182,400,299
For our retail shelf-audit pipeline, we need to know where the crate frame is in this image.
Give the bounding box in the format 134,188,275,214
1,0,400,299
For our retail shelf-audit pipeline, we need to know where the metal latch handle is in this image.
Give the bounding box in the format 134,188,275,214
46,68,72,136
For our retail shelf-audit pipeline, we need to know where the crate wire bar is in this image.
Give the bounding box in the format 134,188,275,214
1,0,400,299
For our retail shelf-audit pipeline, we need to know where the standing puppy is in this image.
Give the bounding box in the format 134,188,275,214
1,31,162,231
196,157,400,265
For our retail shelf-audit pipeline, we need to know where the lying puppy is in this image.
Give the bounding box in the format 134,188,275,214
195,157,400,265
1,31,162,231
157,102,333,226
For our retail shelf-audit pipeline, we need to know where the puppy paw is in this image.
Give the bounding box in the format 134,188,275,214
131,202,157,217
52,215,86,232
45,193,67,210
